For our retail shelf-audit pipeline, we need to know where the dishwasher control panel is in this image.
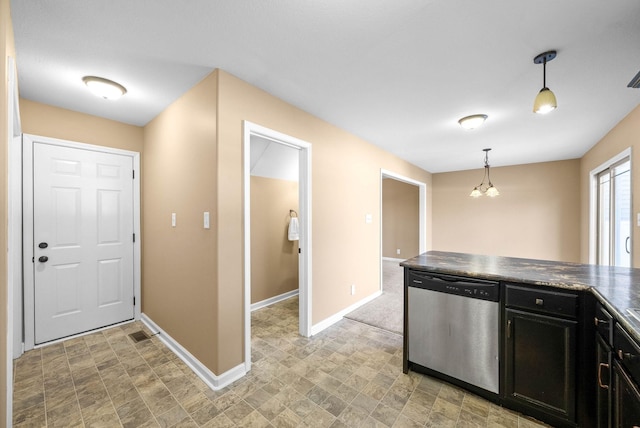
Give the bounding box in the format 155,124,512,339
408,270,499,302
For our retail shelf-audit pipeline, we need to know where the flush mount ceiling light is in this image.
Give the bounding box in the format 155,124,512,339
82,76,127,100
533,50,557,114
470,148,499,198
458,114,488,130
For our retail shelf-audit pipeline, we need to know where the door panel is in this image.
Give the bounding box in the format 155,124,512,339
34,142,134,344
505,308,577,421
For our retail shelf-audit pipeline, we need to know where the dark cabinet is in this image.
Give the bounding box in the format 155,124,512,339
596,334,612,428
612,359,640,427
504,308,577,420
595,302,614,428
611,323,640,427
503,284,578,425
593,301,640,428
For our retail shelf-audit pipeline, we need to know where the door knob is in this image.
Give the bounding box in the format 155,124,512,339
38,242,48,249
38,256,48,263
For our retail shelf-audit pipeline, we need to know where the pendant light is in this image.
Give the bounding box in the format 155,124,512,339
470,148,499,198
533,51,557,114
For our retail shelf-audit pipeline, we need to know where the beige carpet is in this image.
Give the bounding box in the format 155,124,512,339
343,259,403,335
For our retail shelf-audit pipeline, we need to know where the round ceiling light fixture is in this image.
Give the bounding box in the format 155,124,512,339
458,114,488,130
82,76,127,100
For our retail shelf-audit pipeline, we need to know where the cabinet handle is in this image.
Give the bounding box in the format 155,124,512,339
618,350,636,361
598,363,609,389
594,317,608,327
507,320,512,340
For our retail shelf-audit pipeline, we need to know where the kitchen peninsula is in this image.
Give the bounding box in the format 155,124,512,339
402,251,640,428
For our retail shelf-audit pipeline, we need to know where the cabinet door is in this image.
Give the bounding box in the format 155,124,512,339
596,334,612,428
613,360,640,428
505,309,577,421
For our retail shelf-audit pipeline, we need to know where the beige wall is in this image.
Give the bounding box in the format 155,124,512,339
0,0,14,424
432,159,581,262
216,70,432,372
19,99,144,153
580,104,640,265
250,176,298,304
382,179,419,259
142,71,219,371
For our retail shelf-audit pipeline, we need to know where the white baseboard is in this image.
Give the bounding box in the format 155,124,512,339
382,257,405,262
310,290,383,336
251,289,299,312
141,313,246,391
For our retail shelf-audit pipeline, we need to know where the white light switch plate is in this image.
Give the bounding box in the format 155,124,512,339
365,214,372,224
637,212,640,227
204,212,210,229
171,213,176,227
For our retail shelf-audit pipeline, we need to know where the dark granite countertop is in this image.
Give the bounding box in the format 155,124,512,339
401,251,640,343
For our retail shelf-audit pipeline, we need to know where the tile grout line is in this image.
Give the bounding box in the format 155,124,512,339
38,348,48,427
63,340,89,428
91,330,128,427
105,327,159,427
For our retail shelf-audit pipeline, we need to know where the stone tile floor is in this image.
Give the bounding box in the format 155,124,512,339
13,297,550,427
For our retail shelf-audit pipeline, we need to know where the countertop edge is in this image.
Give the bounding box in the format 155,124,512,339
402,258,640,344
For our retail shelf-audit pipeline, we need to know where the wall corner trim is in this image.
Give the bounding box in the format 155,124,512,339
141,314,246,390
310,290,383,336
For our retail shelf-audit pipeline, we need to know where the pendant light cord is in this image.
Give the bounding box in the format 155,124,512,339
484,151,493,186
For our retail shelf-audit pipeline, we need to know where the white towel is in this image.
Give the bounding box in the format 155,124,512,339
288,217,299,241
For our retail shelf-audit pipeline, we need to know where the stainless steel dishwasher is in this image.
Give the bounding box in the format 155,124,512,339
407,270,500,394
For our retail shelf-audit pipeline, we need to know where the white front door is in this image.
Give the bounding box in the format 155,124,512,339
33,142,135,344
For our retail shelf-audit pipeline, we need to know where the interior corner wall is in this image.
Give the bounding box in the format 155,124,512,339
142,71,219,372
432,159,581,262
580,104,640,266
382,179,420,259
0,0,14,424
250,176,299,304
215,69,432,373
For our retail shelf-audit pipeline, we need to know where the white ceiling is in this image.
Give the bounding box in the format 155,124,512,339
11,0,640,173
250,135,299,182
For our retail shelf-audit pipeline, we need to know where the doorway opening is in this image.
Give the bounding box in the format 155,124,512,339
343,170,426,335
380,169,427,266
243,121,312,372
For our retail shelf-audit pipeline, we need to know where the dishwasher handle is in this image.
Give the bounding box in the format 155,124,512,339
410,272,498,287
408,271,500,302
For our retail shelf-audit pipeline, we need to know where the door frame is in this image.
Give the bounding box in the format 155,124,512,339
22,134,141,350
589,147,632,265
243,121,312,373
379,169,427,289
7,55,21,428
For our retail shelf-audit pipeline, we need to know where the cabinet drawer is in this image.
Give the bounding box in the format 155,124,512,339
614,323,640,385
505,284,578,318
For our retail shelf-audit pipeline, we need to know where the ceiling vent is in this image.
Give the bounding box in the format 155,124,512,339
628,70,640,88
